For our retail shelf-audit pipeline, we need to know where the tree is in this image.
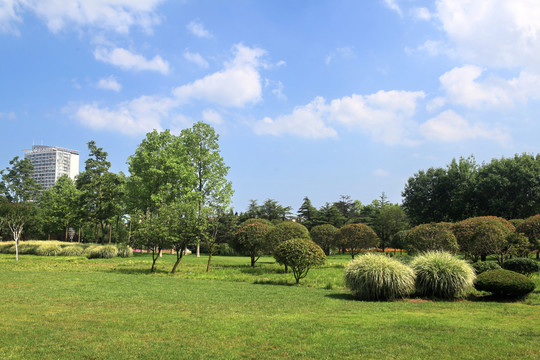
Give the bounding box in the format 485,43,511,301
181,122,233,258
310,224,338,255
1,156,41,202
297,196,318,230
317,202,347,228
77,141,123,243
405,223,459,256
516,214,540,258
0,202,34,261
336,223,379,259
265,221,310,252
231,222,271,267
273,239,326,284
371,204,409,251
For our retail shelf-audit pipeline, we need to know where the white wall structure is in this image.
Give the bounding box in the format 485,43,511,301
24,145,80,191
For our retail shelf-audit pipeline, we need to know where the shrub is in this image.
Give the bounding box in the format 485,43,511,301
82,245,99,257
86,245,118,259
239,218,273,227
475,269,535,297
36,244,62,256
502,258,539,277
516,214,540,257
116,243,133,258
265,222,310,252
274,238,326,284
215,243,238,256
310,224,338,255
344,253,416,301
406,223,459,255
0,242,14,253
337,223,379,259
60,245,84,257
411,252,476,299
17,242,38,255
231,222,271,267
472,261,501,275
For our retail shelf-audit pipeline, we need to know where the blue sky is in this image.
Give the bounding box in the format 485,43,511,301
1,0,539,213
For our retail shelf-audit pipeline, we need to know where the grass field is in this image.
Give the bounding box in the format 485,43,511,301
0,252,539,359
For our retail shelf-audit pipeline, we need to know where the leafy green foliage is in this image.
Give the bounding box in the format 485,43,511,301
344,253,416,301
265,221,310,251
411,252,476,299
0,156,41,202
231,222,271,266
36,244,62,256
516,214,540,255
274,238,326,284
406,223,458,255
310,224,338,255
371,204,409,251
472,261,501,275
502,258,539,277
116,243,133,258
60,245,84,257
337,223,379,259
86,245,118,259
475,269,535,297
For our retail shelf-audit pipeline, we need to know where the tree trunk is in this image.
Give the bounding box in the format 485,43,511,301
171,248,184,274
251,254,255,267
65,225,68,242
108,224,112,244
196,240,200,258
206,251,212,272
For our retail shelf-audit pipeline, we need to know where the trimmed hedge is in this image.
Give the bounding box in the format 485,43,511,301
472,261,501,275
274,238,326,284
502,258,539,277
344,253,416,301
475,269,535,297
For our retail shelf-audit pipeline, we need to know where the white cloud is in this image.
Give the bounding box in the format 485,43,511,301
439,65,540,109
325,46,356,65
173,44,265,107
374,169,390,177
411,7,432,21
254,97,337,139
0,111,16,120
383,0,402,16
94,47,169,74
255,90,425,144
2,0,164,34
71,95,177,135
97,76,122,92
419,110,510,145
328,90,425,145
184,50,209,68
202,109,223,125
435,0,540,69
187,20,212,38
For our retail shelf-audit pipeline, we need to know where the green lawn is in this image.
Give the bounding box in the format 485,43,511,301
0,252,538,359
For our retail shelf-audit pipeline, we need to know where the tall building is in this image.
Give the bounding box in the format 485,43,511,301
24,145,80,191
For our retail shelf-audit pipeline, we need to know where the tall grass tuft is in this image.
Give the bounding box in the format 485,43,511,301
116,244,133,258
36,244,62,256
344,253,416,301
86,245,118,259
60,245,84,257
411,251,475,299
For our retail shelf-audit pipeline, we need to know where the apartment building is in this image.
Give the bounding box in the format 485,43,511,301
24,145,79,190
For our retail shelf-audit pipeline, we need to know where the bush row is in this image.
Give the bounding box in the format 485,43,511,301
344,252,536,301
0,241,133,259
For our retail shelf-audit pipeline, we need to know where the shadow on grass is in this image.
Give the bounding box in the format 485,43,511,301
468,293,532,303
324,292,357,301
253,279,295,287
108,267,170,275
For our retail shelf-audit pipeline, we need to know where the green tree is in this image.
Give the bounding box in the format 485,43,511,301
273,239,326,284
231,222,271,267
265,221,310,253
317,202,347,228
310,224,338,255
77,141,124,243
336,223,379,259
297,196,319,230
516,214,540,258
181,122,233,258
1,156,41,202
371,204,409,251
406,223,459,256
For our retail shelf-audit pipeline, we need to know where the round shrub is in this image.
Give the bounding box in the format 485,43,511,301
337,223,379,259
36,244,62,256
116,243,133,258
406,223,458,255
266,222,310,251
215,243,238,256
231,222,271,266
344,253,415,301
411,252,476,299
239,218,273,227
472,261,501,275
86,245,118,259
502,258,539,277
274,238,326,284
475,269,535,297
310,224,338,255
60,245,84,257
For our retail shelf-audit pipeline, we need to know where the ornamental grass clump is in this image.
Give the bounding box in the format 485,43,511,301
36,244,62,257
60,245,84,257
0,242,14,253
344,253,416,301
17,243,38,255
411,251,475,299
86,245,118,259
116,244,133,258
